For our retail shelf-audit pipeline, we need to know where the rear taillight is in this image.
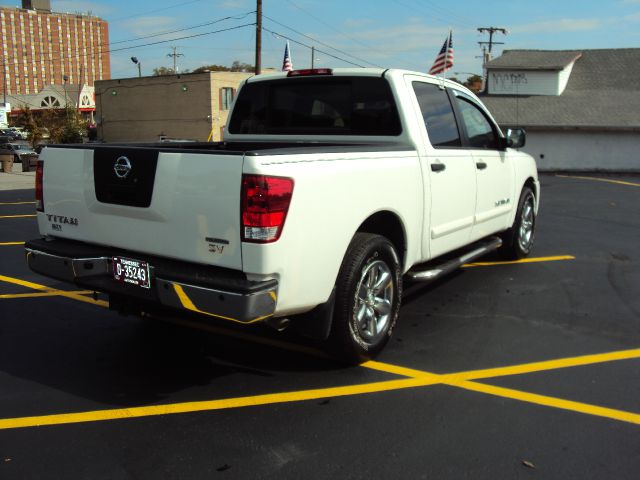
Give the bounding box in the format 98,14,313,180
241,174,294,243
35,160,44,212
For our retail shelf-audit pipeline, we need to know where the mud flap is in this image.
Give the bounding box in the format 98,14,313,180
292,287,336,340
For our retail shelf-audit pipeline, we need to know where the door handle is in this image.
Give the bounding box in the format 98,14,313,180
476,162,487,170
431,163,446,172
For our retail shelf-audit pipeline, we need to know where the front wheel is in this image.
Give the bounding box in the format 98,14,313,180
500,186,536,260
329,233,402,363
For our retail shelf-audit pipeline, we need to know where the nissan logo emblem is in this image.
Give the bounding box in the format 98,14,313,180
114,156,132,179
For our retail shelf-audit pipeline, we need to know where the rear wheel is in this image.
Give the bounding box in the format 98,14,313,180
500,186,536,260
329,233,402,363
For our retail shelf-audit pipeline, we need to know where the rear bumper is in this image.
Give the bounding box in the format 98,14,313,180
25,238,278,324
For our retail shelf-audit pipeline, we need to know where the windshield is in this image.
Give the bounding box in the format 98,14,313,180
229,76,402,136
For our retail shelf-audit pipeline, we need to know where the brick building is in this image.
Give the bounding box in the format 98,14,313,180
0,0,110,100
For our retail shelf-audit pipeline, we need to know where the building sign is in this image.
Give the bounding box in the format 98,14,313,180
0,103,10,128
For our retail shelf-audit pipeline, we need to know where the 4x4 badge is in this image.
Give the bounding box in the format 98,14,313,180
114,156,132,179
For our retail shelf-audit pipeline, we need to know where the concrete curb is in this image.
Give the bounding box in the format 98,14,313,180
0,171,36,191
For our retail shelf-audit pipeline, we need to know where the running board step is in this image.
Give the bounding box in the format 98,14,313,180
407,236,503,282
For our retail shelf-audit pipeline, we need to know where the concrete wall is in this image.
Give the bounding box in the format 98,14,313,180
522,129,640,172
95,71,252,143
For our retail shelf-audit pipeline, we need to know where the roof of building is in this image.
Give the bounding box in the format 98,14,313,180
485,50,583,71
481,48,640,129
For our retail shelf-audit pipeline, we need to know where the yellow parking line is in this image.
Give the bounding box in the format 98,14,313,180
365,350,640,425
3,263,637,429
446,348,640,381
0,275,107,307
0,377,436,430
0,201,35,205
0,242,25,246
0,214,36,219
2,348,639,430
449,380,640,425
464,255,575,268
0,291,93,299
556,175,640,188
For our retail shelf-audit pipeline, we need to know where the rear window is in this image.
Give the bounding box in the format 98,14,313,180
228,76,402,136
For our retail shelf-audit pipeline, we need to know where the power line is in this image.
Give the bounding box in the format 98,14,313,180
109,11,255,46
261,26,366,68
284,0,389,60
262,15,381,68
108,0,208,23
390,0,476,29
3,23,256,74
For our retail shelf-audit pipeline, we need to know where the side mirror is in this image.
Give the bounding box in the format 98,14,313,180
505,128,526,149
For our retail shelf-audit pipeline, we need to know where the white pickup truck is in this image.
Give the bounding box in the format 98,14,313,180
26,68,539,362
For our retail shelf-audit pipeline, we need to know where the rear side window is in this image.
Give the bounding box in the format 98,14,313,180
228,76,402,136
412,82,461,148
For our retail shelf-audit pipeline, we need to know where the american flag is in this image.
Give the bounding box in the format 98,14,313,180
428,32,454,75
282,41,293,72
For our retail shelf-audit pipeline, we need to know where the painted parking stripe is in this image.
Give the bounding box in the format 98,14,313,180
0,214,36,219
0,242,25,246
0,377,436,430
4,260,638,429
365,350,640,425
446,348,640,381
0,201,35,205
0,291,94,299
556,175,640,188
0,275,107,307
1,349,639,430
449,379,640,425
464,255,575,268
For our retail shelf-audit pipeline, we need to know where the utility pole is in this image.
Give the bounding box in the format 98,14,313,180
255,0,262,75
311,46,315,69
477,27,507,92
167,46,184,73
477,27,507,57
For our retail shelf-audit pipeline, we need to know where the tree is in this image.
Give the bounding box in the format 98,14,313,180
191,64,231,74
464,75,483,93
230,61,254,72
154,61,254,76
152,66,175,76
16,105,42,148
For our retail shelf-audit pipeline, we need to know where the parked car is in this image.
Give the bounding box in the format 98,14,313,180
38,127,51,139
7,127,28,140
3,143,38,171
0,129,22,141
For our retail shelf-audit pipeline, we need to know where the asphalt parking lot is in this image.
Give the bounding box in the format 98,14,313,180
0,173,639,479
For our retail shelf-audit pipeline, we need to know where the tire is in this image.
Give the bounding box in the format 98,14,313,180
328,233,402,363
499,186,536,260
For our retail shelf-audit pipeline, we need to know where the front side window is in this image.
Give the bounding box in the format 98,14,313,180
228,76,402,136
412,81,461,148
454,95,499,149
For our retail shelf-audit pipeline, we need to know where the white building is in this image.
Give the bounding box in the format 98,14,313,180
481,49,640,172
8,83,95,120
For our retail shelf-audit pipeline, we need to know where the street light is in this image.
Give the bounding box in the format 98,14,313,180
131,57,141,77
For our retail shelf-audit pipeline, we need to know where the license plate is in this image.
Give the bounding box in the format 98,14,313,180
112,256,151,289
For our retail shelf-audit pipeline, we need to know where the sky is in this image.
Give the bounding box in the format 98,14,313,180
7,0,640,80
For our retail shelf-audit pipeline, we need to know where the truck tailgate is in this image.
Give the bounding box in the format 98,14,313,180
38,146,244,270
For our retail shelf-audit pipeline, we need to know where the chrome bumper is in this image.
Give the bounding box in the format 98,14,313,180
25,247,278,324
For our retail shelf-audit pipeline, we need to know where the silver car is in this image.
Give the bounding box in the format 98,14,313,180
3,143,39,171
